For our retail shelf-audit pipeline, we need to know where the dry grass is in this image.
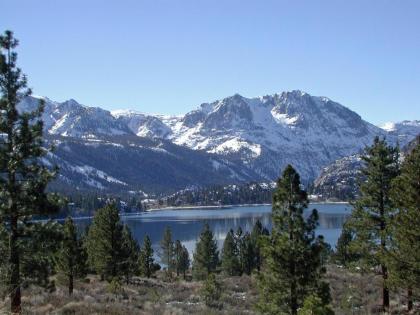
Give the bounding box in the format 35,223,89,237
0,267,417,314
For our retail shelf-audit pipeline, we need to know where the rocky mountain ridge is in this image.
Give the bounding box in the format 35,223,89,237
18,91,420,195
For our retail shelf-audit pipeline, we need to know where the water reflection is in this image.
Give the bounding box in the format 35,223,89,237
75,203,351,263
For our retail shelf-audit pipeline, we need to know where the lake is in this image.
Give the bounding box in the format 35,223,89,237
75,203,351,263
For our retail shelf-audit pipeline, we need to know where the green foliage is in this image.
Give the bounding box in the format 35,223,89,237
257,165,330,315
239,232,254,275
347,137,399,311
85,204,125,281
120,225,140,284
221,229,241,276
138,235,155,278
106,277,124,295
162,182,273,207
174,240,189,279
201,273,222,308
192,223,219,280
159,226,175,275
250,220,269,272
388,139,420,310
55,217,87,294
0,30,62,313
332,220,359,266
298,294,335,315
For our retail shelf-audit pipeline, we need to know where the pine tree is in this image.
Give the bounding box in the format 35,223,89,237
240,232,254,275
221,229,241,276
85,204,125,281
333,220,359,266
257,165,330,315
250,220,269,272
55,217,86,295
0,30,61,313
192,223,219,280
201,273,222,308
138,235,155,278
180,245,190,279
348,137,399,312
174,240,190,279
121,225,140,284
174,240,183,276
298,294,334,315
389,139,420,312
159,226,175,276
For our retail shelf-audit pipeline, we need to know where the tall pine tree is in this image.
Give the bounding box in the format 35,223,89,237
333,220,359,266
192,223,219,280
159,226,175,276
348,137,399,312
85,204,125,281
174,240,190,279
250,220,269,272
55,217,87,295
257,165,330,315
221,229,241,276
389,139,420,312
0,30,60,313
121,225,140,284
138,235,155,278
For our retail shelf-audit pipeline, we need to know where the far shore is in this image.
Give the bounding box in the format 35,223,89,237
34,201,350,222
144,201,349,212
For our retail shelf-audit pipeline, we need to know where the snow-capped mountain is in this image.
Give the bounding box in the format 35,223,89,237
19,91,419,194
114,90,392,182
19,96,132,138
379,120,420,145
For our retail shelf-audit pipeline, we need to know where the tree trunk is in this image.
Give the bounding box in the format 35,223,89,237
291,280,297,315
10,215,21,314
69,274,74,295
407,288,413,312
381,263,389,312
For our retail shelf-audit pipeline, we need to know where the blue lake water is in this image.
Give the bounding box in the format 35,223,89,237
75,203,351,262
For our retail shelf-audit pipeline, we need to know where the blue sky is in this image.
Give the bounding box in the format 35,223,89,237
1,0,419,124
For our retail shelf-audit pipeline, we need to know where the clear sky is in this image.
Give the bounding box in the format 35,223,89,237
1,0,419,124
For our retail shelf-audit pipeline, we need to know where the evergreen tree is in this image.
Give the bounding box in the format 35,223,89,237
333,220,359,266
257,165,330,315
138,235,155,278
174,240,190,279
180,245,190,279
174,240,183,276
192,223,219,280
121,225,140,284
159,226,175,275
221,229,241,276
201,273,222,308
298,294,335,315
250,220,269,272
85,204,125,281
389,139,420,312
348,137,399,312
0,30,61,313
240,232,254,275
55,217,87,295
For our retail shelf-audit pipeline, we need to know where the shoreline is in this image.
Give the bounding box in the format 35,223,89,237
144,203,271,212
34,201,350,222
144,201,349,212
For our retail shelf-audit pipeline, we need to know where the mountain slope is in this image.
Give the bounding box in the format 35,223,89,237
312,136,420,201
18,92,419,195
45,135,262,195
115,90,389,182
